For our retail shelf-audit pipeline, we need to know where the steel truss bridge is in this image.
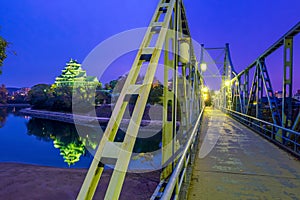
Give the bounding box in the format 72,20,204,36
77,0,300,199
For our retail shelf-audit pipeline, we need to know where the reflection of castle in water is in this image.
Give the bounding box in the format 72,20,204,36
26,116,163,166
53,137,85,166
26,118,98,166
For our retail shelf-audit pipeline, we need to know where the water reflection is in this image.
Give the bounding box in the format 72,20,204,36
26,118,99,166
0,107,27,128
0,108,8,128
0,107,161,168
26,117,162,166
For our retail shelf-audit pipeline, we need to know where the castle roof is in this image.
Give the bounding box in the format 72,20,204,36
54,59,99,87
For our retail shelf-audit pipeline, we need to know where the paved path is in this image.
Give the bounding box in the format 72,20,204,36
188,108,300,200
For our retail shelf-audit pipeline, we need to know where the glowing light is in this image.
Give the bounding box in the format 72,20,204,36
225,80,231,87
202,86,209,93
200,62,207,72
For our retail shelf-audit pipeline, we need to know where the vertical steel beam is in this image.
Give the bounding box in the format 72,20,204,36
236,77,243,112
246,66,258,116
282,37,293,129
255,65,260,118
292,111,300,131
223,46,232,110
243,70,249,114
161,12,176,180
258,60,264,119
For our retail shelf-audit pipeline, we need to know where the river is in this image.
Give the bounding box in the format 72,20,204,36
0,107,162,169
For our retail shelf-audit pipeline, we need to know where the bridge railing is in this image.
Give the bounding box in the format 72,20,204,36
151,107,204,200
223,108,300,157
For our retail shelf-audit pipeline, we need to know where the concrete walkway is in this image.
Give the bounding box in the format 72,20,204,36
188,108,300,200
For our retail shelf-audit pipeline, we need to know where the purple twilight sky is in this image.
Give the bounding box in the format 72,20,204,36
0,0,300,92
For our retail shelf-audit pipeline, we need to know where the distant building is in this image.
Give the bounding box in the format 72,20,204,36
294,90,300,101
54,59,99,87
275,91,283,98
12,87,31,96
6,87,31,103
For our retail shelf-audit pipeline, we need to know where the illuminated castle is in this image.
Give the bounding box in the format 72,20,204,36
54,59,98,87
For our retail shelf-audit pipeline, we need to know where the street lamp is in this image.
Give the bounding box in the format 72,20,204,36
202,86,209,93
200,62,207,72
225,80,231,87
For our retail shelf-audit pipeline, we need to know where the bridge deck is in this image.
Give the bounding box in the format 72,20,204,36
188,108,300,199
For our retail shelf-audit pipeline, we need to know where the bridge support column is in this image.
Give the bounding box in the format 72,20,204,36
282,37,293,129
243,70,249,114
280,37,293,143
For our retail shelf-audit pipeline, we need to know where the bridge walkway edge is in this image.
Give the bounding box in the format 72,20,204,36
187,107,300,200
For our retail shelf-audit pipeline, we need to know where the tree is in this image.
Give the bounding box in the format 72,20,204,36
148,84,163,105
0,36,8,71
28,84,52,109
109,79,118,90
95,90,110,105
96,82,103,90
52,86,73,111
104,83,111,90
0,84,8,104
103,77,124,91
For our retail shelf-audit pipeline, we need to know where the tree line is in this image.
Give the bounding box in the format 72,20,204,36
27,81,164,113
27,84,100,112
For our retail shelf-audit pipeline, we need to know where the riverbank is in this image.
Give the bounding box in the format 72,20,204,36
20,107,112,124
20,106,175,128
0,103,30,107
0,162,160,200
